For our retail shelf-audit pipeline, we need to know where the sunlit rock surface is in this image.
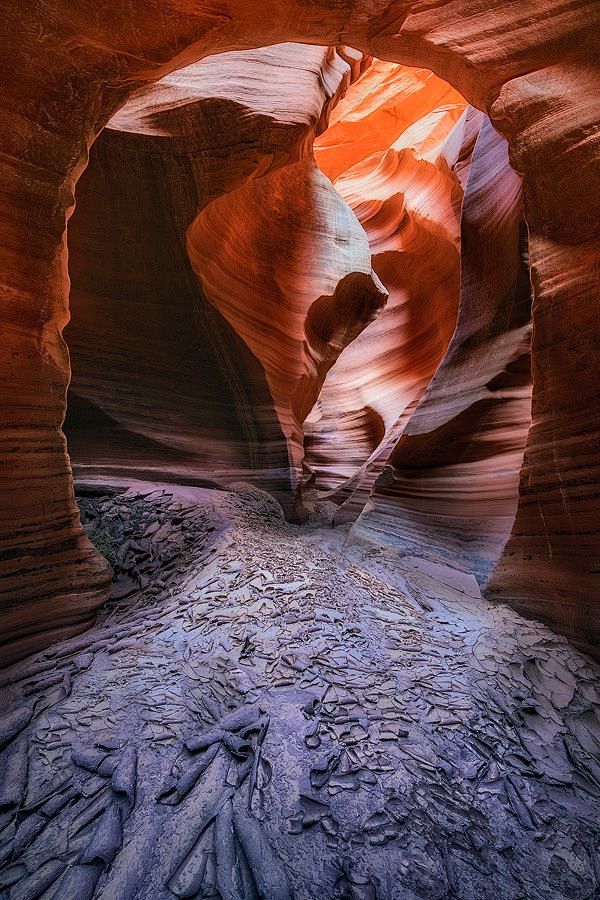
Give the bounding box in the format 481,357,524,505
308,63,467,510
0,0,598,660
66,45,384,521
353,116,532,584
188,157,385,508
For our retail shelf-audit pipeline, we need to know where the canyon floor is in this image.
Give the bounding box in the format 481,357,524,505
1,485,599,900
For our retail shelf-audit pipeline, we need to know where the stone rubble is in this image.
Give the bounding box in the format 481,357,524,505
0,485,598,899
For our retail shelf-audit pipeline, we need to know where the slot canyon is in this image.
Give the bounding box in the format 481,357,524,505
0,2,599,898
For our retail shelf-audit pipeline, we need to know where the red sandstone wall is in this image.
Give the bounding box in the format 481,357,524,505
355,116,532,584
309,64,468,510
0,0,597,662
66,45,383,519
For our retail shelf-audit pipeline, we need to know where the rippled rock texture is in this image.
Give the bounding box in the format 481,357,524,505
66,44,384,519
351,114,532,584
0,1,598,661
308,63,469,510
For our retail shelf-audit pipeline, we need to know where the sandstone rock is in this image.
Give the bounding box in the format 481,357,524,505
355,115,532,585
308,63,468,508
67,45,384,522
0,0,597,659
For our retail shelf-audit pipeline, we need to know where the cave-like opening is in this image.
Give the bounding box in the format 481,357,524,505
64,49,532,585
1,6,598,896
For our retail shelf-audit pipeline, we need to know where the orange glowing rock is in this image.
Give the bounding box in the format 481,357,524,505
0,1,597,661
308,65,467,509
356,116,532,584
66,45,385,524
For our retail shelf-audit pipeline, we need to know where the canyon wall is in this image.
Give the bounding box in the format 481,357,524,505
66,45,384,520
2,42,386,662
0,0,598,662
354,116,532,583
309,66,532,587
308,64,468,512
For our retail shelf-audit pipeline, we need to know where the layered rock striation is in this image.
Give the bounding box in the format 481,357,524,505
355,116,532,583
0,0,598,660
67,45,384,520
308,63,468,510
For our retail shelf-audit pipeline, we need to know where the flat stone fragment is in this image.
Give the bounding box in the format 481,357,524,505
0,487,598,900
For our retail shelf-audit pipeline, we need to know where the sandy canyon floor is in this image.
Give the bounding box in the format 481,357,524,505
1,485,599,899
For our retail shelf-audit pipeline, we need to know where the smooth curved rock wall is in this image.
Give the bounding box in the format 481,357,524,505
0,0,598,660
308,64,468,508
355,116,532,584
66,45,383,519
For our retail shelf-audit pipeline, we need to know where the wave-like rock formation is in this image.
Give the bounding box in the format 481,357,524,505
0,0,598,660
66,45,383,523
188,158,385,509
1,43,385,662
307,64,467,508
355,116,532,582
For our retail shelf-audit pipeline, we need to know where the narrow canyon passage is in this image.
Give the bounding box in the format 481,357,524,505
1,9,599,899
0,486,598,899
